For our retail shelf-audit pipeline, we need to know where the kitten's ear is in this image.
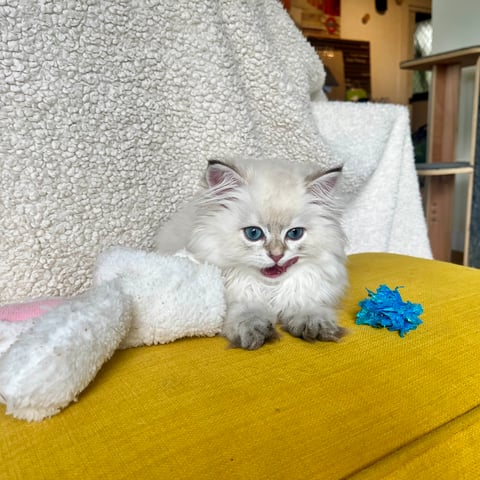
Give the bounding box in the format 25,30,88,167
206,160,245,194
306,166,342,199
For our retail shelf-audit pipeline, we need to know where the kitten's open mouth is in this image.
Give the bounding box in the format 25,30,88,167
260,257,299,279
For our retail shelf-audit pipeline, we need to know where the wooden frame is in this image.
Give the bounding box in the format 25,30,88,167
401,46,480,264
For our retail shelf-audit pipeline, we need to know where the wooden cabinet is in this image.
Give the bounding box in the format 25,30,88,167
400,46,480,265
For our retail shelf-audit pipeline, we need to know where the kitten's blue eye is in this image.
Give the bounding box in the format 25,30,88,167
286,227,304,240
244,226,264,241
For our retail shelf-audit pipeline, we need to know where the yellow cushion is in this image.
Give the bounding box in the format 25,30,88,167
2,253,480,479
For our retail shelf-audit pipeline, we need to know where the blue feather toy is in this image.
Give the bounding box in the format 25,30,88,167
356,285,423,337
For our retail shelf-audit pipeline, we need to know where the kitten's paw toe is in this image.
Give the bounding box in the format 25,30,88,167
225,318,278,350
316,324,347,342
282,312,346,343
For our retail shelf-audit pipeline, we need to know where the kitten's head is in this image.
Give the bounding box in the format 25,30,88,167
189,157,345,280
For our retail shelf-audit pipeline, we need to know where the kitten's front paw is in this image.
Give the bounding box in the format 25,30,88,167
222,307,278,350
282,308,346,342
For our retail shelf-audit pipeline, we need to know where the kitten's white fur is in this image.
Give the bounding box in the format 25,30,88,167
155,157,347,349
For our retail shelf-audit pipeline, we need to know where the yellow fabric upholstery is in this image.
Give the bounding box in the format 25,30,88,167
2,253,480,479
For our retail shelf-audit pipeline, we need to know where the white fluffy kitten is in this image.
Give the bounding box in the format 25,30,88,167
155,157,348,350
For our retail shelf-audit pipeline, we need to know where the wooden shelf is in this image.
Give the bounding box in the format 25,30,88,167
401,46,480,71
415,162,473,176
401,46,480,264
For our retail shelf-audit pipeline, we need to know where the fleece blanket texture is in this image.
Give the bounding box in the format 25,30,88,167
0,0,430,304
0,247,225,421
313,102,431,257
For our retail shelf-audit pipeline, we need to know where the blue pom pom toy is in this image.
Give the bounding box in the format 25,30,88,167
356,285,423,337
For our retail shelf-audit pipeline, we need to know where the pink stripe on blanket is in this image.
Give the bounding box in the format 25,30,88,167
0,298,64,322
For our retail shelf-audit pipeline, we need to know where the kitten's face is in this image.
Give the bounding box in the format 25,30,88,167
188,159,344,280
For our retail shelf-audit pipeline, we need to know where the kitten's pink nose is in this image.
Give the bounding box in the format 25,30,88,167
269,253,283,263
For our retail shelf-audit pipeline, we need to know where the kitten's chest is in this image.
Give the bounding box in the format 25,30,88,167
224,267,318,311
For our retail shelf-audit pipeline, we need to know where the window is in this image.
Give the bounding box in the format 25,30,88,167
413,13,432,94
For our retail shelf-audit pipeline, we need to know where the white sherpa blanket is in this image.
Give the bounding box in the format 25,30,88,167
0,0,430,305
313,102,431,257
